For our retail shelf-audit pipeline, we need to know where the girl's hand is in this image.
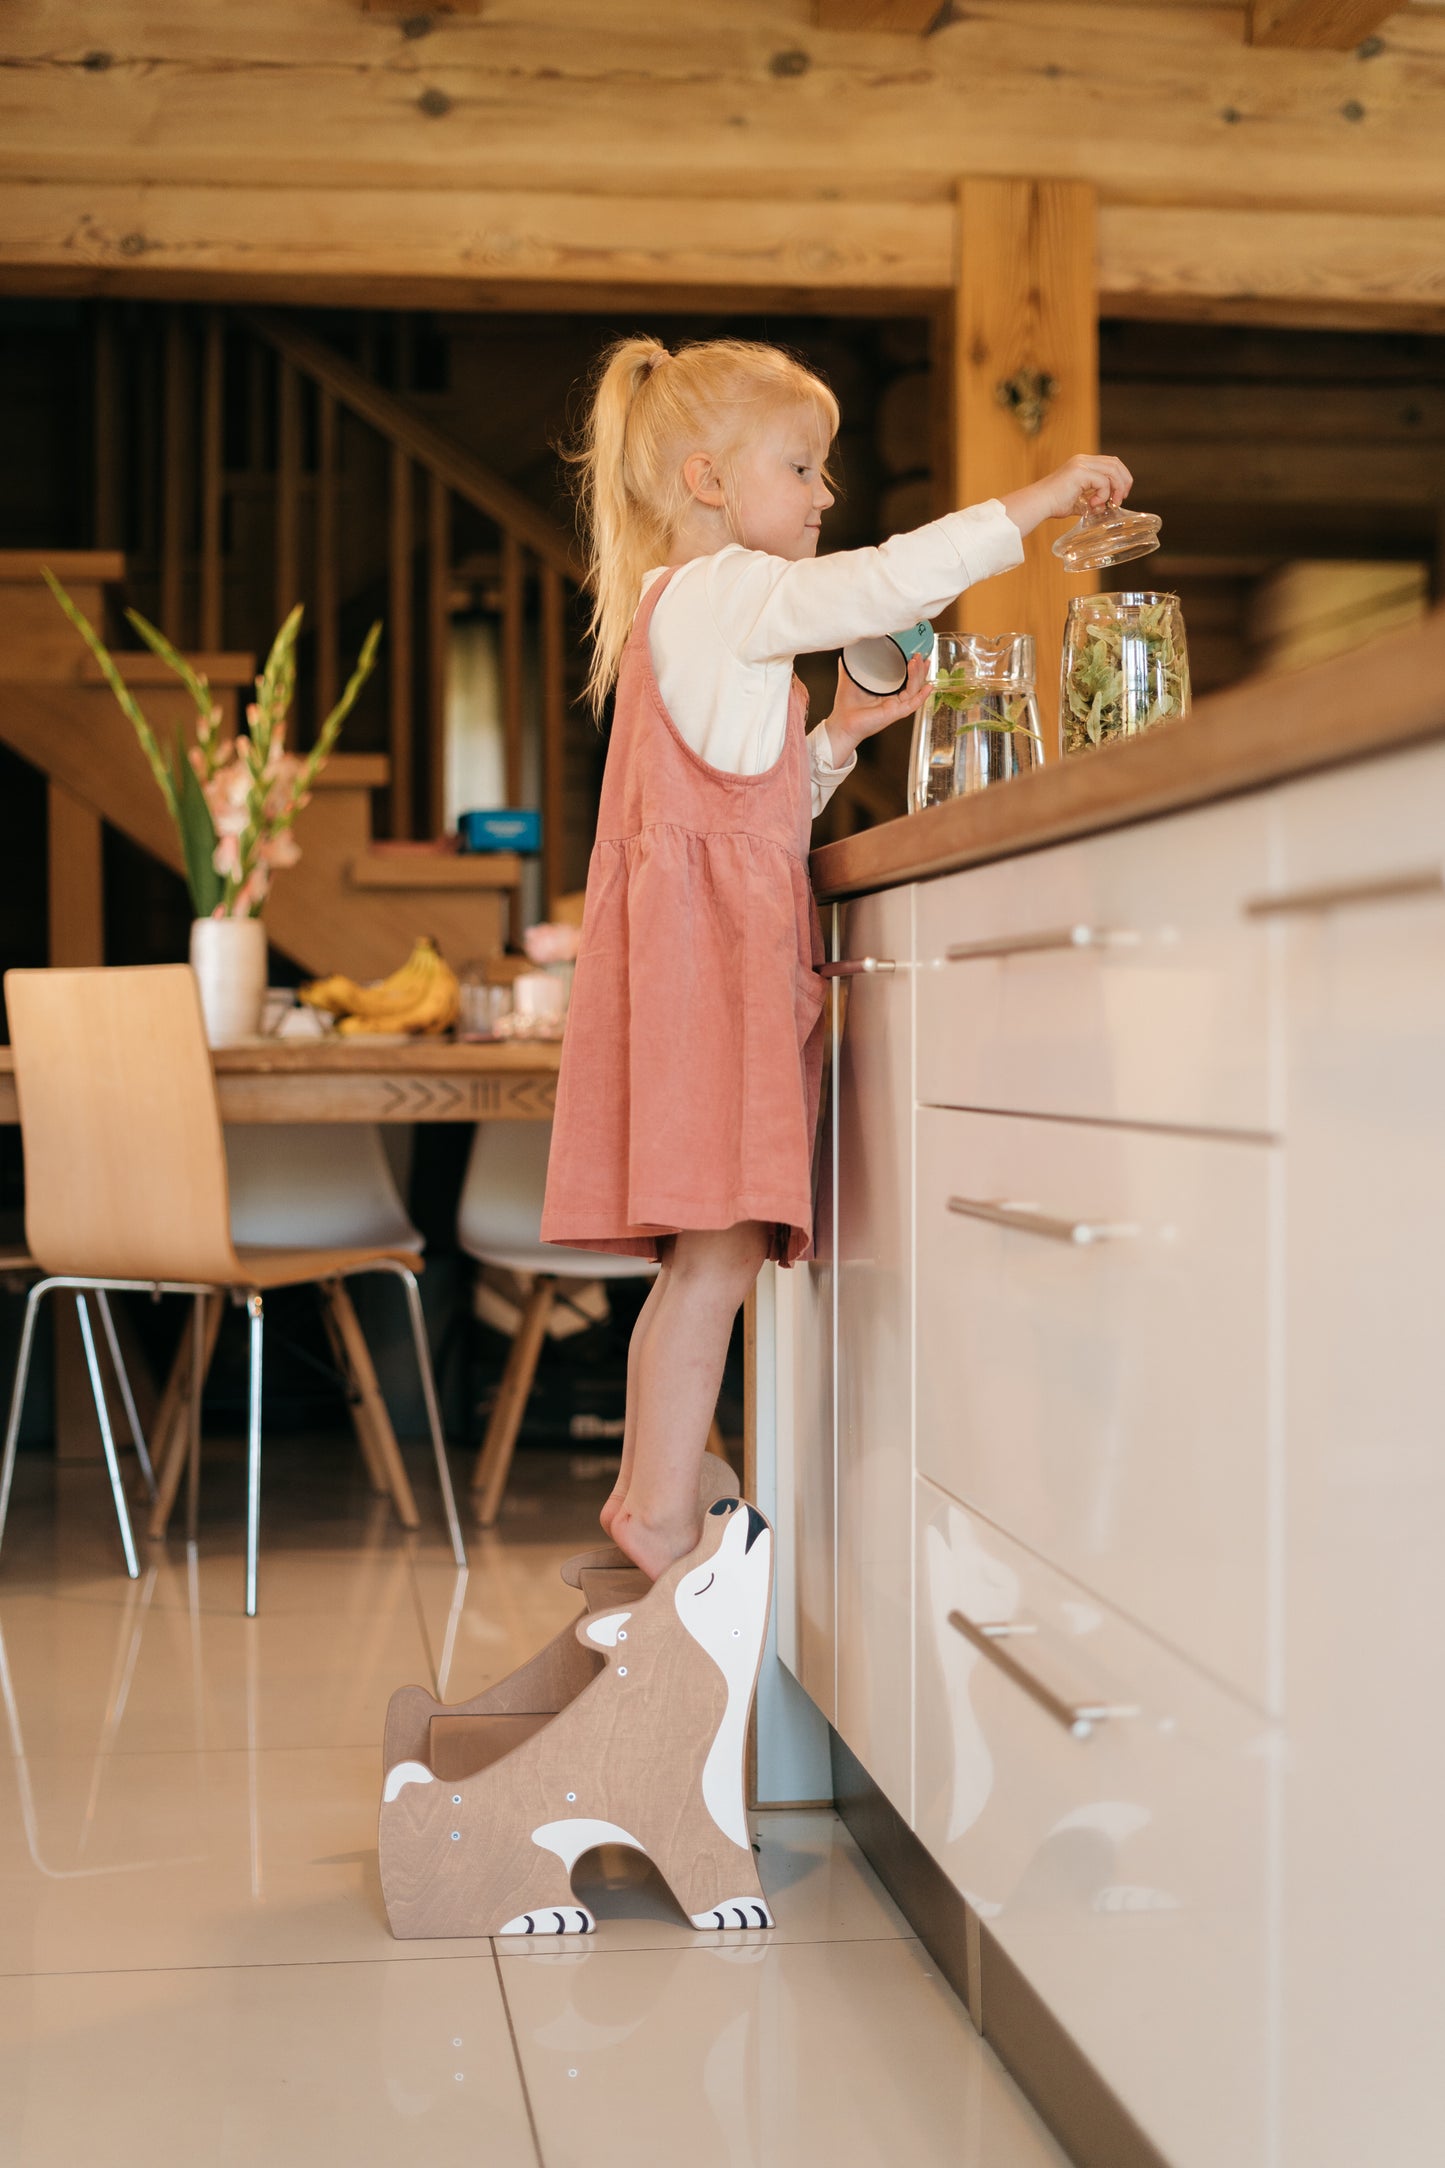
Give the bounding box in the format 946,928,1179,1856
823,650,933,765
1001,453,1134,540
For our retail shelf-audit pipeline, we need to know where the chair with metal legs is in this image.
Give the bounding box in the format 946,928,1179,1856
0,1250,156,1575
0,966,465,1615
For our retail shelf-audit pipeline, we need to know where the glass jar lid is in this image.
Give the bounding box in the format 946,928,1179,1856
1052,501,1162,571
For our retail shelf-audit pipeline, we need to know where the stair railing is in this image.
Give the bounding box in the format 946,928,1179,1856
91,301,586,911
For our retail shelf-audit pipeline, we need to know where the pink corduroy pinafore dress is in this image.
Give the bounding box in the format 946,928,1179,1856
540,567,828,1267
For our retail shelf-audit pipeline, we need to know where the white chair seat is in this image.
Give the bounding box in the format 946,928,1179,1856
225,1125,422,1252
457,1122,655,1281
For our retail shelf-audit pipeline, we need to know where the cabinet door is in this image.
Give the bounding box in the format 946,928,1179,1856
915,1478,1274,2168
1270,747,1445,2166
776,952,837,1722
835,885,914,1817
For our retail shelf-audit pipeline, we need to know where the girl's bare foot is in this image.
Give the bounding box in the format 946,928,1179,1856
611,1500,700,1582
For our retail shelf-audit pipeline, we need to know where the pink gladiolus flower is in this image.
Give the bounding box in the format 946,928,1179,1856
256,831,300,869
232,867,270,916
212,832,242,879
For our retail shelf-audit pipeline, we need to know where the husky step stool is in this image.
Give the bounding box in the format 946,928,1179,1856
378,1459,775,1938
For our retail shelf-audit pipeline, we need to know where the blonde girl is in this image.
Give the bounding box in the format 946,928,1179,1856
541,336,1131,1579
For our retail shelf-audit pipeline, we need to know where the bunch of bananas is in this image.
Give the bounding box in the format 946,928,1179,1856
300,936,460,1037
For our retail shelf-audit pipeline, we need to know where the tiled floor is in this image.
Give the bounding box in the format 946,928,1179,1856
0,1437,1069,2167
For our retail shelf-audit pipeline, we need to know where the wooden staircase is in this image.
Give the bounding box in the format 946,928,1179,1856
0,551,517,980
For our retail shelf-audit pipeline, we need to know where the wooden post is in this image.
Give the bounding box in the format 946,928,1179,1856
540,563,566,912
275,354,302,632
426,471,450,840
389,443,414,837
161,308,189,640
47,784,104,968
92,303,122,553
951,179,1099,755
315,388,338,728
501,532,525,809
200,309,224,652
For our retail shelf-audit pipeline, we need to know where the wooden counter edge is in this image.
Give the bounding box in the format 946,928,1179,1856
811,607,1445,903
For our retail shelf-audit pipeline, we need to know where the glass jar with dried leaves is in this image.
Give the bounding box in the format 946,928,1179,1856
1060,591,1191,758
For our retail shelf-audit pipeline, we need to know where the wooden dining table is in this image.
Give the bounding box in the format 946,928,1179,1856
0,1034,562,1126
0,1034,562,1468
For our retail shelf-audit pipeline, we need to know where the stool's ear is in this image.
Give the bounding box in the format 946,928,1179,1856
578,1610,632,1650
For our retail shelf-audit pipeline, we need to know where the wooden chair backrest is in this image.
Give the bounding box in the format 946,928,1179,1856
5,965,240,1284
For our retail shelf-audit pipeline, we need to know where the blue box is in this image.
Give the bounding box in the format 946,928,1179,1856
459,808,541,854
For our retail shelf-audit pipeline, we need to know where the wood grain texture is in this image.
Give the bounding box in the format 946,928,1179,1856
348,851,522,889
1249,0,1401,47
815,0,944,26
2,3,1442,213
811,603,1445,901
952,178,1099,752
46,784,103,967
378,1497,774,1939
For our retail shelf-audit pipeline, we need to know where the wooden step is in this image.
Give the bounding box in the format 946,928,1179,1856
79,652,256,688
318,754,390,791
0,550,126,585
349,852,521,890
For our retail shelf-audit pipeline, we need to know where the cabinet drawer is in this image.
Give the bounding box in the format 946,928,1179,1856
916,1105,1276,1708
915,795,1274,1134
915,1478,1273,2168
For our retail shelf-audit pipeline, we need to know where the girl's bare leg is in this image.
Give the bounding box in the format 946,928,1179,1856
600,1248,671,1540
612,1221,769,1581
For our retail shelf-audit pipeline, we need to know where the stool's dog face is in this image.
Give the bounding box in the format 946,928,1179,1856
674,1498,772,1685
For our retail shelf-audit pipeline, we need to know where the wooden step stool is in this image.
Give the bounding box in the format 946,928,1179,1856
378,1460,775,1938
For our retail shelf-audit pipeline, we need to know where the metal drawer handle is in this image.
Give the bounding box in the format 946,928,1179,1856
948,1610,1139,1742
945,925,1140,963
1244,867,1445,920
816,958,897,977
947,1196,1140,1248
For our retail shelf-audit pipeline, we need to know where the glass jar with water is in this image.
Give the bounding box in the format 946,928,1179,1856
907,632,1045,813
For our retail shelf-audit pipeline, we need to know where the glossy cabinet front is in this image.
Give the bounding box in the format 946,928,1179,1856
914,1477,1273,2168
835,886,915,1819
1270,744,1445,2165
915,793,1274,1136
914,1104,1277,1711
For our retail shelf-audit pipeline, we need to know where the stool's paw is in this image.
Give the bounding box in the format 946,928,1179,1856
692,1898,774,1931
498,1905,596,1937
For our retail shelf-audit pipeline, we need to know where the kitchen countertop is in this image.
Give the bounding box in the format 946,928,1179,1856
810,605,1445,904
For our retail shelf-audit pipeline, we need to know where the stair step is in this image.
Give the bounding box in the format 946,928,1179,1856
0,550,126,585
80,652,256,688
318,754,390,791
349,852,521,890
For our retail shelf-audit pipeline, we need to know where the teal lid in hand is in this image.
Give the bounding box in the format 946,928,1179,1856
841,621,935,697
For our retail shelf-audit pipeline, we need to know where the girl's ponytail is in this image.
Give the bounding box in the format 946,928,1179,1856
571,338,673,718
567,335,840,718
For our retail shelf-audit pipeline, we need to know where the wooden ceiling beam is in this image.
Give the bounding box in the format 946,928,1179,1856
814,2,945,28
1248,0,1400,48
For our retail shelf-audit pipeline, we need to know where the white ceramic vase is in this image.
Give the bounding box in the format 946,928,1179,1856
190,915,267,1047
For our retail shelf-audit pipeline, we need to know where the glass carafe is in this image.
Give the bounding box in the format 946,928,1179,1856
1060,591,1191,757
907,633,1044,812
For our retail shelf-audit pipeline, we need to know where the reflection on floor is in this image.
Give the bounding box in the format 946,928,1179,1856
0,1437,1068,2167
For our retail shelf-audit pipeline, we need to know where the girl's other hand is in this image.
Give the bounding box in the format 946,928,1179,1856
823,649,933,765
1000,453,1134,540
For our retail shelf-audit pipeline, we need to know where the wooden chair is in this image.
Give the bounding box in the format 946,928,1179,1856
0,966,465,1614
457,1120,657,1527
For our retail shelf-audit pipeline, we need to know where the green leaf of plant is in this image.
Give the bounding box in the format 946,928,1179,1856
173,726,224,919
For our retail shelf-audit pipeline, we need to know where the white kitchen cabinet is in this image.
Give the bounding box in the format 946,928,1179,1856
914,1103,1278,1710
915,793,1275,1136
775,968,838,1722
834,884,915,1819
914,1476,1274,2168
1267,744,1445,2166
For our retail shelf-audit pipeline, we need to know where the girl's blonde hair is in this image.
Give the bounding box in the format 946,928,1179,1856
568,336,839,716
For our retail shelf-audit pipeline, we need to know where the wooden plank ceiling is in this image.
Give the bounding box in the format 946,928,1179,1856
1,2,1443,324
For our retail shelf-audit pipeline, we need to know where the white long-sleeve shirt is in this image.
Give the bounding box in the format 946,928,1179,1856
639,499,1025,816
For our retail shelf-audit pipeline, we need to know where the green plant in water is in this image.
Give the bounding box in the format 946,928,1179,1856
931,665,1035,735
44,570,380,919
1063,597,1189,757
